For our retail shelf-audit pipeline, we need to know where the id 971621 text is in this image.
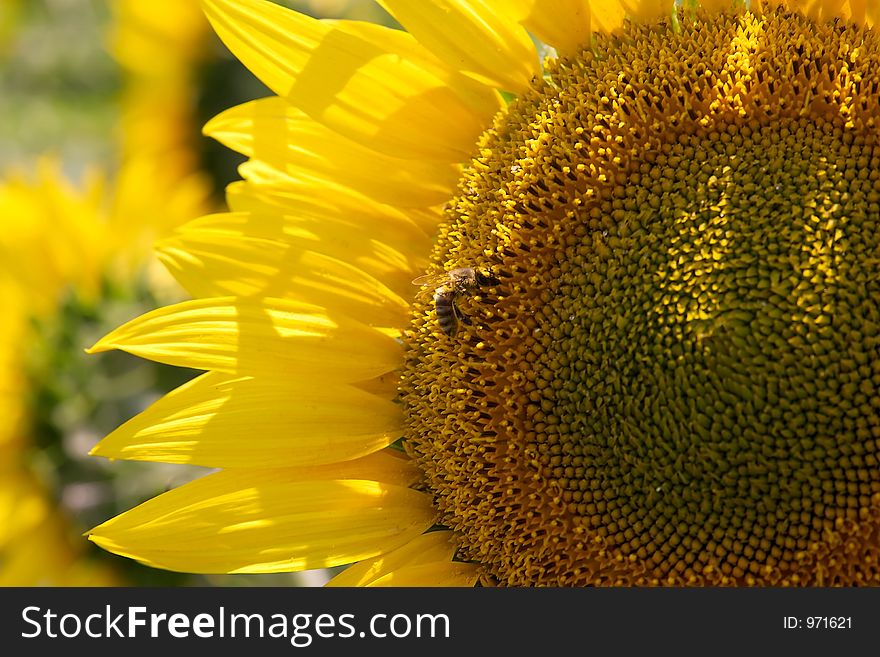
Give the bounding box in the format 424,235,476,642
783,616,852,630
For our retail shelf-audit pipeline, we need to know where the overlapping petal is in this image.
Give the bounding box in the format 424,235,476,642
221,186,433,294
201,0,502,161
91,371,402,468
506,0,649,53
757,0,878,27
503,0,593,53
157,219,410,327
204,98,462,207
87,453,436,573
378,0,540,92
366,562,480,586
589,0,633,33
327,530,461,586
225,175,438,238
86,297,402,381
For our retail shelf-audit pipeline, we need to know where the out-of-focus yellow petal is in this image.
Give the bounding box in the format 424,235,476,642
869,0,880,27
0,160,107,311
111,0,208,76
590,0,629,33
625,0,675,24
367,561,480,586
87,467,436,573
202,0,502,161
507,0,664,50
92,371,401,468
109,155,212,242
697,0,741,12
0,469,50,548
757,0,877,26
110,0,214,222
86,297,402,381
327,530,459,586
378,0,540,92
157,221,410,327
0,469,122,586
205,98,462,207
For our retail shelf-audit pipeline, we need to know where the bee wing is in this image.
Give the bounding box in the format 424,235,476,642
411,272,449,287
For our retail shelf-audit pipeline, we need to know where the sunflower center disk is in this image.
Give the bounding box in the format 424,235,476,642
400,9,880,585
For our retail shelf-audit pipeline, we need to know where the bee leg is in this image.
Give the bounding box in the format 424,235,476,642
453,300,472,326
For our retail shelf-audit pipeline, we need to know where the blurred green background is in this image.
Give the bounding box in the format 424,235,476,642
0,0,392,587
0,0,392,180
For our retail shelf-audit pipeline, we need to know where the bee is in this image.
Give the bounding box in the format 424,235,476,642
412,267,500,337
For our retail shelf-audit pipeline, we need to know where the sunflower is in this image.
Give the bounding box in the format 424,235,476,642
0,0,218,585
109,0,215,233
0,159,184,586
88,0,880,586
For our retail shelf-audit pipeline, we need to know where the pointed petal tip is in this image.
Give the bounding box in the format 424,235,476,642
201,110,230,140
84,341,109,355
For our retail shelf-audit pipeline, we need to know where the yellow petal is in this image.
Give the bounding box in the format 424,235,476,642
869,0,880,27
87,466,436,573
378,0,540,92
86,297,402,381
1,520,77,586
327,530,459,586
296,449,423,488
623,0,674,24
367,562,480,586
91,371,402,468
202,0,502,161
504,0,592,55
223,183,434,293
506,0,648,49
590,0,629,33
0,470,50,547
225,176,439,241
156,221,410,327
757,0,877,26
698,0,744,13
205,98,461,207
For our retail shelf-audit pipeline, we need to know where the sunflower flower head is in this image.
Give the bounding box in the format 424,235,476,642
89,0,880,586
0,158,191,586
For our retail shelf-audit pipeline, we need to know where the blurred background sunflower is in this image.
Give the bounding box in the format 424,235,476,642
0,0,383,586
